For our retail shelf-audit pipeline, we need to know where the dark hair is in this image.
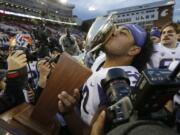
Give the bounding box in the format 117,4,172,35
131,33,153,72
161,22,178,34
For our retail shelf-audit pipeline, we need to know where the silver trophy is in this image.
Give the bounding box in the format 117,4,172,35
84,13,117,67
85,14,116,53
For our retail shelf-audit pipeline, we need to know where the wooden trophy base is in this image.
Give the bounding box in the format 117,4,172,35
13,105,60,135
0,103,60,135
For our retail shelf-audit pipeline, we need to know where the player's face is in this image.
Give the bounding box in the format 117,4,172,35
161,26,177,47
104,27,135,56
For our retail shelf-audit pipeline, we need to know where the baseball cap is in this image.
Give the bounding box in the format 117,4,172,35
150,27,160,38
122,24,147,48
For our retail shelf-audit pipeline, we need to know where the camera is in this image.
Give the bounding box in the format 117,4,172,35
101,62,180,132
101,68,133,131
131,62,180,128
44,54,60,64
132,61,180,116
12,46,37,62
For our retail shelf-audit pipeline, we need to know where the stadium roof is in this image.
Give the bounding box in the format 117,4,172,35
0,9,77,25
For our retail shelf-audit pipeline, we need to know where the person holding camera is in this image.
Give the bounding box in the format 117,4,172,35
24,59,52,104
57,24,153,135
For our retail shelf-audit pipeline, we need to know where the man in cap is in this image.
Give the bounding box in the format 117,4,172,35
57,24,153,134
150,27,161,45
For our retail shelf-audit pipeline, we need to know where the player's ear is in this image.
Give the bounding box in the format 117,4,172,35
128,45,141,56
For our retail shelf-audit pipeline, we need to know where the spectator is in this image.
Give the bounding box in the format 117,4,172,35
25,59,52,104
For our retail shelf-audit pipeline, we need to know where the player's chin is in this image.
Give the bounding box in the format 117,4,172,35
162,39,170,43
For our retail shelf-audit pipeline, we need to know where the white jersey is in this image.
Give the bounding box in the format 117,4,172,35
147,42,180,69
91,53,106,72
80,66,139,125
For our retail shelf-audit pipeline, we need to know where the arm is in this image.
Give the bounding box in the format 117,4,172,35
0,51,27,113
90,110,106,135
34,60,51,101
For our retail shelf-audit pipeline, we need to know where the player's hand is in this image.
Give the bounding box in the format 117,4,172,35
58,89,80,114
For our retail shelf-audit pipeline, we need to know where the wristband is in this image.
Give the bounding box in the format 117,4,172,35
7,70,20,78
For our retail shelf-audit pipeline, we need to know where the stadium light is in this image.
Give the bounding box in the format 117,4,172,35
59,0,67,4
88,6,96,11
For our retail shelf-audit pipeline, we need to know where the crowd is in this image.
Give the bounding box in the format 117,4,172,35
0,17,180,135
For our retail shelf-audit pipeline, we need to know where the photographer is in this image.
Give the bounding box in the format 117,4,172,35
24,59,52,104
34,59,51,102
0,51,27,113
58,24,153,135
